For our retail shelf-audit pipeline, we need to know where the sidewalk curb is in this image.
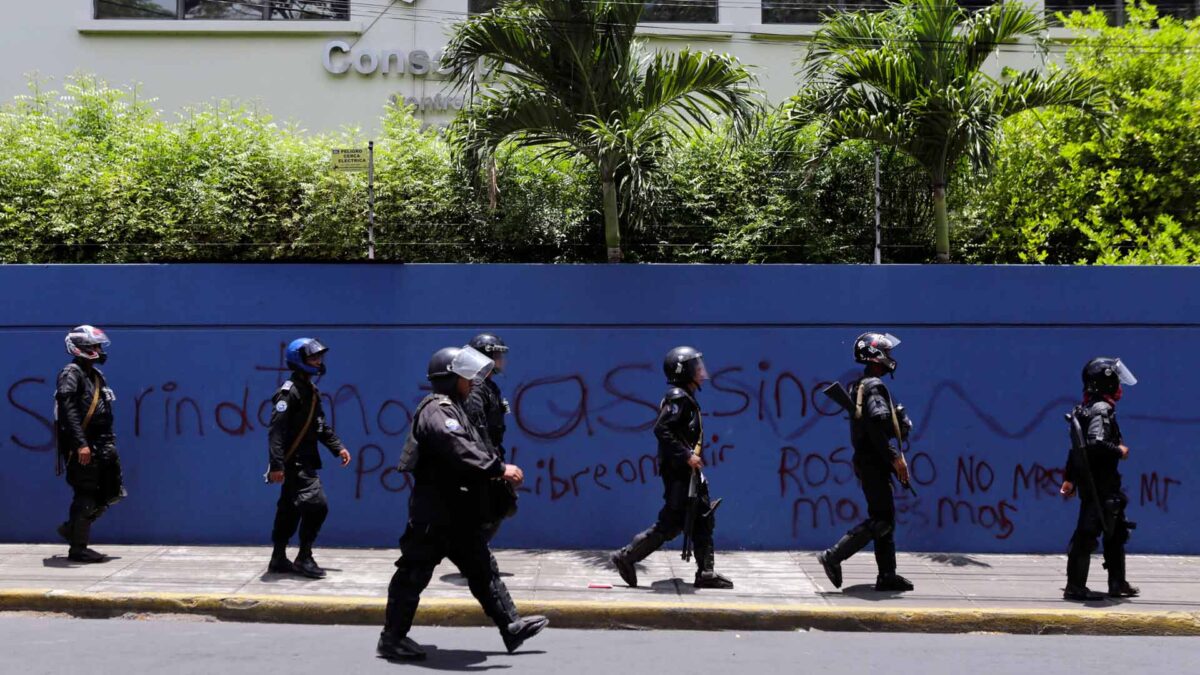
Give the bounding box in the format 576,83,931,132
3,589,1199,636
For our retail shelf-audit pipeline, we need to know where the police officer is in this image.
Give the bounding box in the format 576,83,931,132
56,325,126,563
464,333,511,461
266,338,351,579
609,346,733,590
464,333,516,540
377,346,548,661
817,332,915,592
1061,357,1139,601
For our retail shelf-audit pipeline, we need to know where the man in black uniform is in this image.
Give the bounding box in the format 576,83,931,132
56,325,125,563
464,333,511,461
817,332,915,592
377,346,547,661
1061,357,1140,601
609,346,733,590
463,333,517,540
266,338,352,579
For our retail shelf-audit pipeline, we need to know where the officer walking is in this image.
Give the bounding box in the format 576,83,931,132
1061,357,1140,601
817,332,915,593
463,333,516,539
609,346,733,590
377,346,547,661
266,338,351,579
55,325,126,563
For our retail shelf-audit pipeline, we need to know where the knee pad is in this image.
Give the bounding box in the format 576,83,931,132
867,519,894,539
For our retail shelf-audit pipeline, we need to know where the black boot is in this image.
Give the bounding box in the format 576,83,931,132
1064,584,1105,601
1104,549,1137,597
67,547,105,563
874,573,914,592
376,632,427,661
502,615,549,654
819,525,872,589
294,550,326,579
817,550,843,589
610,551,638,588
694,571,734,589
612,527,666,588
1108,581,1139,598
1066,544,1095,600
268,555,297,575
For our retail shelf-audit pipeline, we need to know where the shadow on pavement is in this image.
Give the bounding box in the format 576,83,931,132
381,647,546,671
42,555,121,568
831,584,909,600
918,553,992,568
560,550,615,570
439,572,514,587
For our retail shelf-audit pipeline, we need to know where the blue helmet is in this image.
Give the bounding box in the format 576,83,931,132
286,338,329,376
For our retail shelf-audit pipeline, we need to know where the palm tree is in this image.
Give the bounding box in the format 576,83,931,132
786,0,1106,262
443,0,760,263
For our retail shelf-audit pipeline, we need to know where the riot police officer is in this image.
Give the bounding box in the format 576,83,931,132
464,333,510,461
609,346,733,590
377,346,547,661
817,332,915,593
1061,357,1139,601
266,338,352,579
56,325,125,563
463,333,517,540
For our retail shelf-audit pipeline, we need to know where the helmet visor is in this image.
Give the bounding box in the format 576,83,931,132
303,339,329,358
451,346,494,381
876,333,901,351
692,357,709,382
1112,359,1137,386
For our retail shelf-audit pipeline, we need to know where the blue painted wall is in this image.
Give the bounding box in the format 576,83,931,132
1,264,1196,553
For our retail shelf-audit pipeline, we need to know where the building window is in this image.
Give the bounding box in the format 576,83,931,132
470,1,718,23
763,1,1004,24
96,0,178,18
95,1,351,20
468,0,500,12
643,0,718,22
1046,1,1199,23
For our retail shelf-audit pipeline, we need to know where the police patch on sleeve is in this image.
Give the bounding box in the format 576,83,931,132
275,400,288,413
445,418,461,432
667,403,680,415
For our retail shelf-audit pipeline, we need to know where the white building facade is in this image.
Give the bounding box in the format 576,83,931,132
3,1,1193,132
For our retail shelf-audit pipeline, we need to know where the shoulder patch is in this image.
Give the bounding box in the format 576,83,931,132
444,418,461,431
275,400,288,413
435,394,453,407
281,381,294,392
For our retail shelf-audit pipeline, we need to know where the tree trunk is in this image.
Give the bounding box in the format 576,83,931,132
602,174,622,263
933,183,950,263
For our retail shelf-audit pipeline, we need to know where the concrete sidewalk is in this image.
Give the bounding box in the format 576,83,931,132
2,545,1199,635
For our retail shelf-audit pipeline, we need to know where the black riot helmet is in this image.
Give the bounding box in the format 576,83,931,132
1082,357,1137,396
854,332,900,374
469,333,508,373
663,346,707,386
469,333,508,356
427,346,495,395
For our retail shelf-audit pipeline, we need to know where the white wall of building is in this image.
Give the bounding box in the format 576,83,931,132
2,1,1056,132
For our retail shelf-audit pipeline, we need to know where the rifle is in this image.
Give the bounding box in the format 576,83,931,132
1066,410,1113,537
681,412,722,562
821,381,917,497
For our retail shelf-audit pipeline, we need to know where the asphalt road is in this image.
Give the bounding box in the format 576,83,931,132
1,614,1196,674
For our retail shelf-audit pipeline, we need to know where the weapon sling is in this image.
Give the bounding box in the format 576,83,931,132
57,373,102,477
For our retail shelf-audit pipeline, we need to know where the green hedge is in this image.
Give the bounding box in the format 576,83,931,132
2,4,1195,264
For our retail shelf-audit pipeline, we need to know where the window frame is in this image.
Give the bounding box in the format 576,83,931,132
468,0,719,24
94,1,353,21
